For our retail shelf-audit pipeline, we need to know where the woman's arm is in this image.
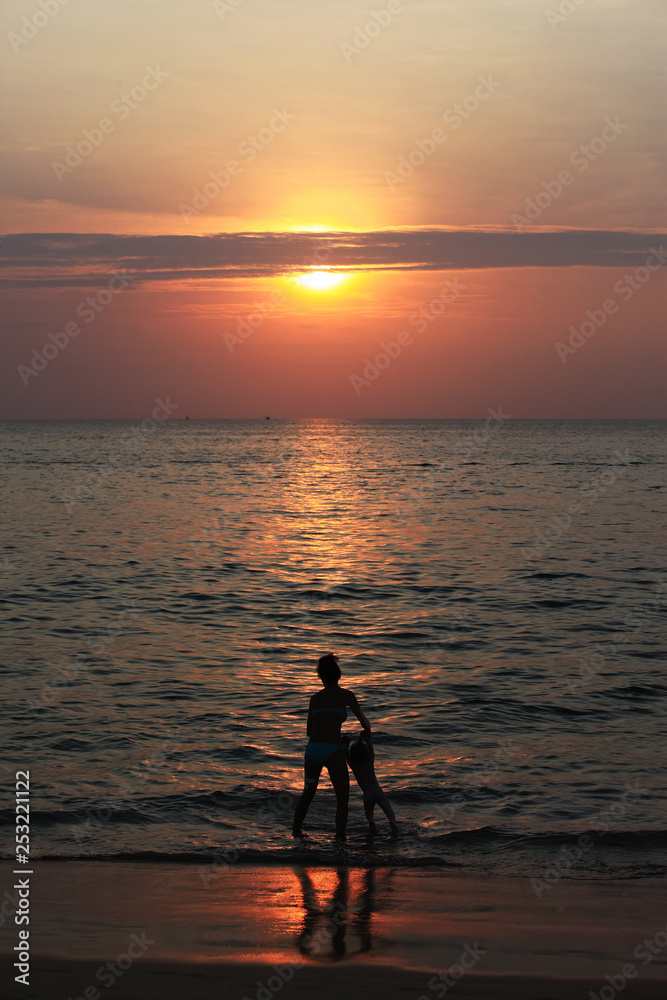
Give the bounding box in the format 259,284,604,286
306,696,314,738
347,691,371,732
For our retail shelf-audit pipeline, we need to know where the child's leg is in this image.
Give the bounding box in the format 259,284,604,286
362,790,377,833
375,785,398,830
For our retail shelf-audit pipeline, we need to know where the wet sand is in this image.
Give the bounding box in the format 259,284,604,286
1,862,666,999
6,958,667,1000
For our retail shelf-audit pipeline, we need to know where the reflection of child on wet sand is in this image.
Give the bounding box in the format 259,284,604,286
343,730,398,835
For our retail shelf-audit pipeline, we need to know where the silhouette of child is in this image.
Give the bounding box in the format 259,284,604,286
344,730,398,835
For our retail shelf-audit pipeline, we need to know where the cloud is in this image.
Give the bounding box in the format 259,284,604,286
0,229,665,289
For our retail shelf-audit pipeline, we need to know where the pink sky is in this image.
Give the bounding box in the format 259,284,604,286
1,0,665,417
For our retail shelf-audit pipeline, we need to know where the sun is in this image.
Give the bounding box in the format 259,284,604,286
294,268,349,291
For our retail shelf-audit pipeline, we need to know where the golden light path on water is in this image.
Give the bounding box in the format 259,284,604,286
213,422,455,792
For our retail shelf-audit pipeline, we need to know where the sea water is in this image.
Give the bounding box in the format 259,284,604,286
1,419,665,877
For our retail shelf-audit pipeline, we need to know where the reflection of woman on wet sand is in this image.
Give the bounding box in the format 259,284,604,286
296,867,349,960
294,866,394,960
292,654,371,840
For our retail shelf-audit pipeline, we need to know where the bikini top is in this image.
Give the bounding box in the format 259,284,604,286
311,706,347,719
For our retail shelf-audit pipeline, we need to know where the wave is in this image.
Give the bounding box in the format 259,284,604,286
424,826,667,850
8,829,667,878
6,799,667,855
5,849,457,869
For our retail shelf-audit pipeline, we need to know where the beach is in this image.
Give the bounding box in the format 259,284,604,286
3,0,666,988
10,959,667,1000
2,862,666,999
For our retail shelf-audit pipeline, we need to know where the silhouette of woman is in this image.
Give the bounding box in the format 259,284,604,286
293,654,371,840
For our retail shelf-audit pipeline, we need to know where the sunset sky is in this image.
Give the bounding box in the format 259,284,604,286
1,0,665,418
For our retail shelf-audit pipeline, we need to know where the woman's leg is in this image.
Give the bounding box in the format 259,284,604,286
293,758,322,834
325,750,349,839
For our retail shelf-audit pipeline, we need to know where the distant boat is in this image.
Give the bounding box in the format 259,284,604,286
265,416,270,420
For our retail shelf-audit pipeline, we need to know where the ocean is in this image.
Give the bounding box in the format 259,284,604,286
2,418,666,880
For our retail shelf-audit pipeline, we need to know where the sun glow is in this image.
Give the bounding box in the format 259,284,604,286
294,269,349,292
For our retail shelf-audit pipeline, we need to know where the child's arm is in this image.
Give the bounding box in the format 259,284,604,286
359,730,375,763
341,733,353,767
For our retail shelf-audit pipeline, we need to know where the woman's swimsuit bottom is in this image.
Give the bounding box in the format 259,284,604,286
305,706,347,766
